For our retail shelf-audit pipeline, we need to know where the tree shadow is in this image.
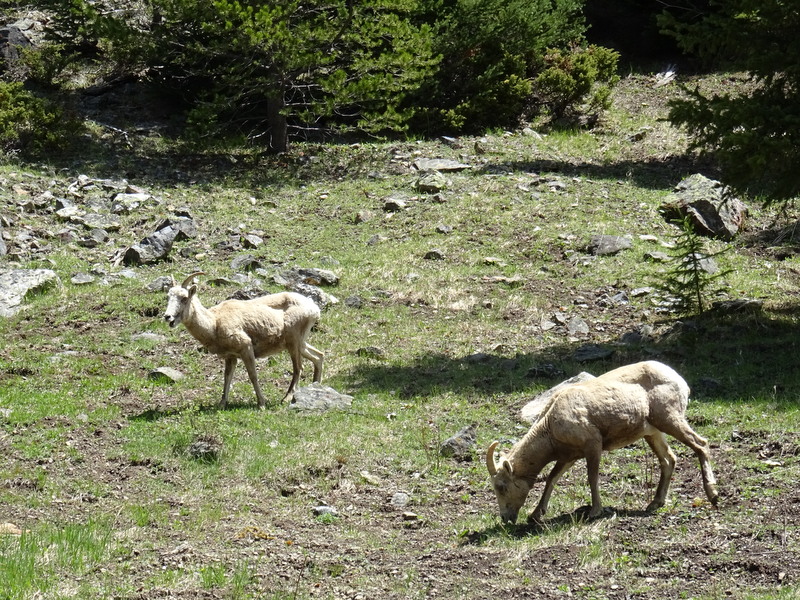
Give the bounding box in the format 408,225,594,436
128,399,267,422
346,305,800,405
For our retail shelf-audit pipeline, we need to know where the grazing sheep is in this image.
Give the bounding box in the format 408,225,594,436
163,272,324,408
486,361,719,524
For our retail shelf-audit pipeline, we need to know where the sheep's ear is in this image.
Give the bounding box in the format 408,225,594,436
501,458,513,475
187,284,197,297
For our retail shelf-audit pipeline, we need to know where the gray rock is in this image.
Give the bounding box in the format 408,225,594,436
567,316,590,336
390,492,410,508
356,346,386,359
70,273,95,285
241,234,263,249
132,332,167,343
79,213,121,231
413,158,472,172
313,506,339,518
0,269,60,317
289,383,353,412
424,249,445,260
148,367,184,383
290,282,338,309
147,276,173,292
587,235,632,256
520,372,596,423
417,171,448,194
383,197,407,212
440,423,477,460
660,174,748,240
279,267,339,287
231,254,262,272
573,344,615,363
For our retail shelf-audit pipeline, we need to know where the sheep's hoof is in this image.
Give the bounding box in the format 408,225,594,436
527,512,544,525
645,500,665,513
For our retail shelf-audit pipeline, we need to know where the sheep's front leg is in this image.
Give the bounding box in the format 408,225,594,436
584,441,604,518
528,460,576,523
221,357,237,408
241,346,268,409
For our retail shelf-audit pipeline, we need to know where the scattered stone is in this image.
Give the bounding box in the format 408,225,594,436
289,383,353,412
70,272,95,285
344,295,364,308
417,171,448,194
436,224,453,234
147,276,173,292
566,316,590,336
711,298,763,313
79,212,121,231
148,367,184,383
526,363,566,379
413,158,472,172
277,267,339,287
231,254,262,272
390,492,410,509
660,173,748,240
111,192,151,214
440,423,477,460
424,249,445,260
587,234,632,256
0,522,23,536
187,434,222,462
290,282,338,309
383,197,407,212
241,233,263,249
122,218,197,266
313,506,339,518
355,209,375,224
573,344,615,363
356,346,386,359
0,269,60,317
520,372,596,423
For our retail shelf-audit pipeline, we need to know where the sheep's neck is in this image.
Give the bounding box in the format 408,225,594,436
182,296,218,348
507,422,555,484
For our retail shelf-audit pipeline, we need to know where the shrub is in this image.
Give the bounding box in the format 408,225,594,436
0,81,82,155
532,44,619,122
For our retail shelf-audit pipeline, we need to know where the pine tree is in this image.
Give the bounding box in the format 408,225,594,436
660,0,800,204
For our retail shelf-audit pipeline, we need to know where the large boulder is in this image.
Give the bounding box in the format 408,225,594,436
0,269,60,317
660,174,748,240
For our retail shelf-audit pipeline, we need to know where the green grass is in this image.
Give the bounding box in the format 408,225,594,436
1,73,799,598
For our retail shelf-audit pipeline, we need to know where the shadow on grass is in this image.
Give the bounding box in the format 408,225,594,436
347,306,800,405
129,399,269,422
461,506,653,545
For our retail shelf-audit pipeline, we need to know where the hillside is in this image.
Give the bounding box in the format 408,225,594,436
0,73,799,600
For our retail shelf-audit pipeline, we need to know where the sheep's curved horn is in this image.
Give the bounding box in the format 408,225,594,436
486,441,499,475
181,272,205,288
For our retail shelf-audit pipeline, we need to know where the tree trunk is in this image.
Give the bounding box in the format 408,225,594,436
267,92,288,153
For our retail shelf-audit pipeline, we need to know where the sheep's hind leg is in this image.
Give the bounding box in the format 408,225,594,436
301,343,324,383
662,418,719,505
644,431,677,512
221,357,237,409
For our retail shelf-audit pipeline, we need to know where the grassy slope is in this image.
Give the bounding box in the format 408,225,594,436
1,73,799,599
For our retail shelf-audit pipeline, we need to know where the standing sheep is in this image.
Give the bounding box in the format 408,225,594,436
486,361,719,524
163,272,324,408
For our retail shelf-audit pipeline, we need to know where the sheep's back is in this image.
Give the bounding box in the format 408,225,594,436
545,380,653,451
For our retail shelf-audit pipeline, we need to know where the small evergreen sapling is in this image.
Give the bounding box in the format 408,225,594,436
657,218,731,315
